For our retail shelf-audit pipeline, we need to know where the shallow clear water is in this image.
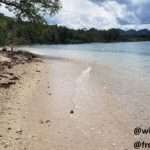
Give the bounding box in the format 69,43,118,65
19,41,150,80
19,42,150,121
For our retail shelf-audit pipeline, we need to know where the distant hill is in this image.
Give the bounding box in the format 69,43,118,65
0,14,150,46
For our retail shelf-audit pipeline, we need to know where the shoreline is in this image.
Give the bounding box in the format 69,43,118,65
0,49,148,149
0,50,50,149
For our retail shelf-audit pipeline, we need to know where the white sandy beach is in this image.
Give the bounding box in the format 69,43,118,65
0,54,144,150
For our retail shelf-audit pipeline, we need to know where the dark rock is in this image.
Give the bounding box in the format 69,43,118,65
70,110,74,114
2,47,7,52
8,127,12,130
7,64,12,69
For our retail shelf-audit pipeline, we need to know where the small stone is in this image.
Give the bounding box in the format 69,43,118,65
8,64,12,69
8,127,12,130
70,110,74,114
45,120,50,123
2,47,7,51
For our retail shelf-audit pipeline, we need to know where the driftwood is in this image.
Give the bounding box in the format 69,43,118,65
0,81,16,88
0,49,39,89
0,71,19,88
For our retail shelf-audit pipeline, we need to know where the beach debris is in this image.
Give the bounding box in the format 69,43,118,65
70,110,74,114
45,120,51,123
40,119,51,126
7,127,12,131
40,120,44,124
0,71,19,88
36,70,40,72
0,50,40,89
0,81,16,88
16,130,23,135
10,76,19,80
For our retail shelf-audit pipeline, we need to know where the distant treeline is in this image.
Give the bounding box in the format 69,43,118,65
0,14,150,46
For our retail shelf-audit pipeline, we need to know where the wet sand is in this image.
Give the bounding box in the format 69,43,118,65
0,55,147,150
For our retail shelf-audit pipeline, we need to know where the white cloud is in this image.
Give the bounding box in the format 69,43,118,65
0,0,149,30
0,4,14,17
101,1,140,24
48,0,140,29
49,0,115,29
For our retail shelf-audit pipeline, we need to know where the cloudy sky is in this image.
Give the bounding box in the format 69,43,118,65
1,0,150,30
